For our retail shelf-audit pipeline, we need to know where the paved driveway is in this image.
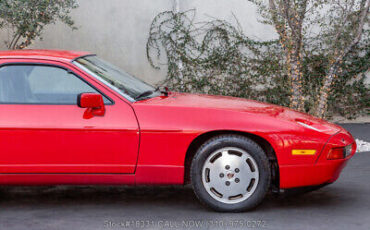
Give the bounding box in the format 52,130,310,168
0,124,369,230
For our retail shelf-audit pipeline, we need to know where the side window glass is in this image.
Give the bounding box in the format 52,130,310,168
0,65,111,104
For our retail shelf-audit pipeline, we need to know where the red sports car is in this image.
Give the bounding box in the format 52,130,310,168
0,50,356,212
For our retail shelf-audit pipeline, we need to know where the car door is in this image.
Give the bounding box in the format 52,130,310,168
0,59,139,174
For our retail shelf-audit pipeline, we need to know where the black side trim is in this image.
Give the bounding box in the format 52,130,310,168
77,93,83,108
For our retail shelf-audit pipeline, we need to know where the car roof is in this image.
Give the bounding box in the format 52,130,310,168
0,49,91,62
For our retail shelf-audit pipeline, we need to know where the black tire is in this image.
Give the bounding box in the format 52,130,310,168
190,135,271,212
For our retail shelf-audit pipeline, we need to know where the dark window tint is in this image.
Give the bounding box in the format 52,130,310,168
0,65,111,104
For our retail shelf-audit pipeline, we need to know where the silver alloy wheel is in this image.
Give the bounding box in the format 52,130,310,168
201,147,259,204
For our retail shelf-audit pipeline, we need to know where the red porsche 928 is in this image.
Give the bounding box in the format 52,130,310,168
0,50,356,212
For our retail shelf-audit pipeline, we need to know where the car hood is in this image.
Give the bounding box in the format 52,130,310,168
137,92,342,135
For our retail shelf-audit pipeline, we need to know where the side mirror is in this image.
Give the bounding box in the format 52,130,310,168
77,93,105,119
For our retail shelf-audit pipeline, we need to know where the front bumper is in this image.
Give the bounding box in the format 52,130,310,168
279,128,356,189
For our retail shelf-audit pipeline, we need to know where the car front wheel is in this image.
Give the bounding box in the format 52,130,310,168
190,135,271,212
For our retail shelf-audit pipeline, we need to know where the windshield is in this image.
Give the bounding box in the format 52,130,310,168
74,55,158,101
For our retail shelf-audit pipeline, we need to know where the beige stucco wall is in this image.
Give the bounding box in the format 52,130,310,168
0,0,276,84
37,0,174,84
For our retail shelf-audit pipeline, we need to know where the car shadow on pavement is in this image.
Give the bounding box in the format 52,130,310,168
0,184,349,211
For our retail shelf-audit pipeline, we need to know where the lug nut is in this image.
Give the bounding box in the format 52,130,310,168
235,178,240,183
225,165,230,170
219,173,224,178
225,181,230,186
235,168,240,173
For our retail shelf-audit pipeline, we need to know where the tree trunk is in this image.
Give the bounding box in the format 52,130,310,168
315,66,336,118
314,0,369,118
288,53,305,112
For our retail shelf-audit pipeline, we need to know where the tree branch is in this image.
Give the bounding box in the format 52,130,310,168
11,33,22,49
337,0,369,62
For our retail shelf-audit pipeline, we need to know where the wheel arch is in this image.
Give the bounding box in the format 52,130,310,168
184,130,280,191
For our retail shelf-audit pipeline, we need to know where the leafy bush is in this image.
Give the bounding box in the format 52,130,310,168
147,10,369,119
0,0,78,49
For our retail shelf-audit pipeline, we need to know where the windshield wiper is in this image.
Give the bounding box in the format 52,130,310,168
155,86,169,96
134,90,155,100
135,87,169,101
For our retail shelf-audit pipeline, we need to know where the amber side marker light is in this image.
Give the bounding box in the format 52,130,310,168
291,149,317,155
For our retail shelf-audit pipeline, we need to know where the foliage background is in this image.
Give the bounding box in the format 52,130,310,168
0,0,78,50
147,10,369,119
